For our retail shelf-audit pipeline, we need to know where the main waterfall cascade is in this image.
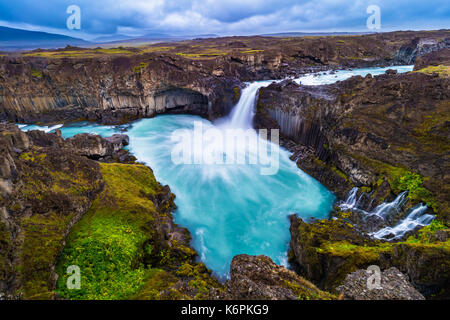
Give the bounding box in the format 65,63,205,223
19,65,423,278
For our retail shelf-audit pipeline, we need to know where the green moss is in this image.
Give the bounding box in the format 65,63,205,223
20,212,73,299
55,162,219,300
20,151,46,163
293,215,449,291
331,166,349,182
415,65,450,77
14,148,101,299
413,104,450,154
133,62,149,73
241,49,264,54
55,163,159,300
405,220,449,244
24,47,135,59
233,86,241,103
176,49,228,59
348,153,437,211
0,222,11,285
31,68,43,79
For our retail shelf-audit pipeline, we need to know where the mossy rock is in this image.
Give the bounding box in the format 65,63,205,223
289,216,450,297
55,163,220,300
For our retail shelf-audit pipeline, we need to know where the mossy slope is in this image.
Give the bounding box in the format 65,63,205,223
56,163,221,300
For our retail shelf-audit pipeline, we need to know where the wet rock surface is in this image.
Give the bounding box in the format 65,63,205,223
336,267,425,300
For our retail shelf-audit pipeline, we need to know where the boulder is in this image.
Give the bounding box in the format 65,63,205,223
221,254,334,300
337,267,425,300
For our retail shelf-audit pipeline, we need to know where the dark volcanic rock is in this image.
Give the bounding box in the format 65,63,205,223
0,124,210,300
394,37,450,65
211,255,334,300
67,133,134,162
289,215,450,298
0,124,103,298
256,68,450,223
414,48,450,70
336,267,425,300
0,30,448,125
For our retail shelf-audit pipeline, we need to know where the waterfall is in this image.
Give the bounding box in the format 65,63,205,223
368,191,408,219
371,204,434,240
222,81,277,129
19,123,63,133
339,187,362,210
339,188,434,241
17,65,416,278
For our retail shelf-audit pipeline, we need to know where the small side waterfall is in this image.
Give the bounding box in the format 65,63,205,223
339,188,434,241
339,187,363,210
368,191,408,220
19,123,63,133
371,204,434,240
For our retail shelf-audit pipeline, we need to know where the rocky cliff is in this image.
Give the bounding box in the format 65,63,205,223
254,48,450,298
256,60,449,224
0,124,223,299
0,30,448,125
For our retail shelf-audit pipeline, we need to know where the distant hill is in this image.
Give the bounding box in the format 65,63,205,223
0,26,90,51
261,31,374,37
96,33,219,46
92,34,136,43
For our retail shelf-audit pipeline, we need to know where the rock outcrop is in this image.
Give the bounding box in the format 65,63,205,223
0,30,448,125
0,124,103,298
289,215,450,299
336,267,425,300
394,37,450,65
210,255,334,300
256,60,450,224
0,124,218,300
414,48,450,71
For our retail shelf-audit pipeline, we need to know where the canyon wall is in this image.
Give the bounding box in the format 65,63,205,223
0,30,448,125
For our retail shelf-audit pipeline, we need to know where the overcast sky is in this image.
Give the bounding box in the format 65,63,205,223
0,0,448,40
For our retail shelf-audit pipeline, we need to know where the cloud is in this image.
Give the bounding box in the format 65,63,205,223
0,0,448,39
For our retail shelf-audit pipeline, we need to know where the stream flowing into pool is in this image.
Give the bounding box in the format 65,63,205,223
19,65,414,279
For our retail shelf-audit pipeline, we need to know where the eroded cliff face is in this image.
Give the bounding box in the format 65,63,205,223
256,68,450,224
289,215,450,298
0,54,244,124
0,30,448,125
1,125,338,301
255,49,450,299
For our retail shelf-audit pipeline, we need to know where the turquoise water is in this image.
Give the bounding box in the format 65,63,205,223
294,65,414,85
23,116,335,278
18,65,414,279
